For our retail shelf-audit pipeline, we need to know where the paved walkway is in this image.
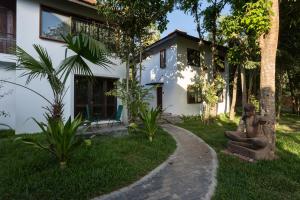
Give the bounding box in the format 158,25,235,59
94,124,218,200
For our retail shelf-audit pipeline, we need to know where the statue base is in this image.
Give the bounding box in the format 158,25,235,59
227,141,274,160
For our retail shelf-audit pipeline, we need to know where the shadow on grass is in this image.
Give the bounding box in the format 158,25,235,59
178,114,300,200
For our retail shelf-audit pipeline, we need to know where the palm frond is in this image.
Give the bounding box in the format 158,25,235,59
14,45,55,85
59,33,113,79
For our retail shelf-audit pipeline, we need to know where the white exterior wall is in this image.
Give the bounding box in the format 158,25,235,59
141,44,178,111
141,36,230,116
0,0,126,133
0,56,16,129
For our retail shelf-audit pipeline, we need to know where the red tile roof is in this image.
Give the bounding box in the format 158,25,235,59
79,0,97,5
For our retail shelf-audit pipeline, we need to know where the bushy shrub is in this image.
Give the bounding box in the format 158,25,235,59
16,115,88,169
138,107,161,142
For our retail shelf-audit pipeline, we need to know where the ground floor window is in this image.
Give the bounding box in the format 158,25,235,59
74,75,117,120
187,85,202,104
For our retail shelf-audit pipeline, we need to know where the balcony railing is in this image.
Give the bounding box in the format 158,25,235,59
0,32,16,54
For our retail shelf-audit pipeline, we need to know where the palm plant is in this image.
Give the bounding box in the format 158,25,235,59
17,115,86,169
9,33,112,168
139,107,161,142
14,33,112,120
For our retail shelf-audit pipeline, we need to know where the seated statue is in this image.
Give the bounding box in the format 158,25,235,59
225,104,273,159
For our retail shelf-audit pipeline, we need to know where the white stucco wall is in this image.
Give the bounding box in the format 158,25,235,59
141,36,230,116
0,0,126,133
141,43,178,111
0,61,16,129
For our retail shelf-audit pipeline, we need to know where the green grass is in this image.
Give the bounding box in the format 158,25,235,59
179,114,300,200
0,128,176,200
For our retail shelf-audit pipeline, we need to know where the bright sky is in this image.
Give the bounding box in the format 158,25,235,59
162,4,231,38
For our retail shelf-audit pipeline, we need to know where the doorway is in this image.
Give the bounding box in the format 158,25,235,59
74,75,117,120
157,86,163,110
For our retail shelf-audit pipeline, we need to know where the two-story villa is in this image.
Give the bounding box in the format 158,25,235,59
0,0,126,133
141,30,230,116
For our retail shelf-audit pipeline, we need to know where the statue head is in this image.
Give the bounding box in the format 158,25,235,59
244,103,256,117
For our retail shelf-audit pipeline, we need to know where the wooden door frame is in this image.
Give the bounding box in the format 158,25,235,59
74,75,118,120
157,86,163,110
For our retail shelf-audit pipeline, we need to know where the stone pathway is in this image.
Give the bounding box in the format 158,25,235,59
94,124,218,200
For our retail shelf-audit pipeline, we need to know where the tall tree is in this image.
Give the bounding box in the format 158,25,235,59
277,0,300,116
97,0,174,121
259,0,278,134
202,0,227,79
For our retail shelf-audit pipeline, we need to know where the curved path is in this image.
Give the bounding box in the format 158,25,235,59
94,124,218,200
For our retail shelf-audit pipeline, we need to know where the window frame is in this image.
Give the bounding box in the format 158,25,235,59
160,49,166,69
39,5,108,43
187,85,203,104
187,48,200,68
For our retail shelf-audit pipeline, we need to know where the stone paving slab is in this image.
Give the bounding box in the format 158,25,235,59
93,124,218,200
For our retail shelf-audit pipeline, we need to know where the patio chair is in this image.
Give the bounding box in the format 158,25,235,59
95,105,123,127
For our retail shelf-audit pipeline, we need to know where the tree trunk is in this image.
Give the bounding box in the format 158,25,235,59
259,0,279,159
241,66,247,108
229,66,238,120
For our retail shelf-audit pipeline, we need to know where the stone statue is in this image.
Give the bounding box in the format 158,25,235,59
225,104,274,160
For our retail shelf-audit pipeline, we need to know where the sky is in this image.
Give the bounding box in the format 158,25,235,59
162,4,231,38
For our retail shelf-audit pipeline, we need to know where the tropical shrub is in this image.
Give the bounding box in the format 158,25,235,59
138,107,161,142
106,79,154,122
16,115,87,169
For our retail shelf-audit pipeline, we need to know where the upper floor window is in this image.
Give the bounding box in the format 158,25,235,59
187,85,202,104
187,48,200,67
0,1,16,54
40,7,115,49
160,49,166,68
41,8,71,41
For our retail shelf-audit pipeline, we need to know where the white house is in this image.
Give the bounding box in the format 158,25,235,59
141,30,230,116
0,0,126,134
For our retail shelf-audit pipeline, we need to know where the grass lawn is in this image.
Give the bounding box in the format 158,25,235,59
0,128,176,200
179,114,300,200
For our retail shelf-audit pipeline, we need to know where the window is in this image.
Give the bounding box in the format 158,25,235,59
40,7,116,47
41,8,71,41
160,49,166,68
187,85,202,104
187,48,200,67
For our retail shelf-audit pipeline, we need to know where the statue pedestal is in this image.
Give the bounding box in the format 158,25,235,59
227,141,273,160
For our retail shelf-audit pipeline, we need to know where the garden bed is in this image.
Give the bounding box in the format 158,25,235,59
179,114,300,200
0,128,176,200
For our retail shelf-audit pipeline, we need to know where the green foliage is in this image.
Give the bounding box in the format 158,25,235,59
193,73,225,121
0,128,176,199
181,114,203,122
0,129,15,139
97,0,174,63
241,0,272,37
15,115,86,168
106,80,154,121
194,73,225,107
249,94,259,112
277,0,300,114
138,107,161,142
